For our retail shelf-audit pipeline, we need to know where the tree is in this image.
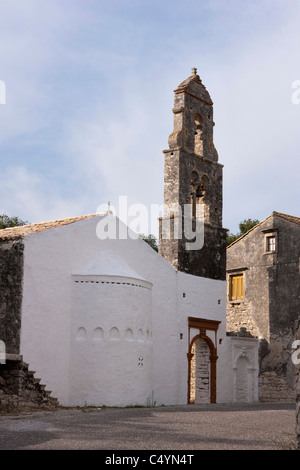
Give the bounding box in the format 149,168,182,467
239,218,260,235
139,233,158,252
226,218,260,246
226,231,240,246
0,214,28,229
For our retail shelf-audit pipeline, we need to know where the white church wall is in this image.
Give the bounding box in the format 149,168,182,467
20,215,181,406
138,265,179,405
19,214,253,407
69,254,153,407
21,226,74,404
19,216,123,405
98,225,182,407
115,236,181,406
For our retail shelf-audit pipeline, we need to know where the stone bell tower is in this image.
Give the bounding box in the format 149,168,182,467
158,68,227,280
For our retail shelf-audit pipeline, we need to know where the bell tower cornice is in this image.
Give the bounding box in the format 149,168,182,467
173,68,213,106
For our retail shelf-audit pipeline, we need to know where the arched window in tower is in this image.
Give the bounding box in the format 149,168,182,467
194,113,204,157
201,175,209,195
190,171,203,219
200,175,210,223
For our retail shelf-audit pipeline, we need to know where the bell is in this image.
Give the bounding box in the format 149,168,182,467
196,186,204,198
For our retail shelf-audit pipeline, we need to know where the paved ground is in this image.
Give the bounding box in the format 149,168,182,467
0,402,297,451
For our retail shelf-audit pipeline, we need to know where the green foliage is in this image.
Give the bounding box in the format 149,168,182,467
226,218,260,246
226,232,240,246
239,218,260,235
0,214,28,229
139,233,158,252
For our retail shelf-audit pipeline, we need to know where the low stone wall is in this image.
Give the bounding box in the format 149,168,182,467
0,240,24,355
228,318,297,402
0,357,58,412
259,371,295,402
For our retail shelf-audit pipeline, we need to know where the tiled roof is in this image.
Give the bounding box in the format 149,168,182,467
273,211,300,226
0,213,99,241
227,211,300,249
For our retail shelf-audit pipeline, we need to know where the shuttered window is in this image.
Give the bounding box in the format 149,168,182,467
230,274,244,301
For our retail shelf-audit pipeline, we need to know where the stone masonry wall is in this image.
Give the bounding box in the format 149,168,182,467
177,147,226,281
226,297,260,338
0,359,58,411
159,147,226,281
227,214,300,402
0,239,24,355
295,319,300,450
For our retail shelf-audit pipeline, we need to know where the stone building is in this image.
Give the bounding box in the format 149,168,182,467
295,319,300,449
226,211,300,402
158,68,227,281
0,70,259,409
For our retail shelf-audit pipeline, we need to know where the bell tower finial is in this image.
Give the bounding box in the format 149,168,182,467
191,67,197,76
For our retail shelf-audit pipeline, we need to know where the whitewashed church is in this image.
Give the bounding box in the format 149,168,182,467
0,70,259,408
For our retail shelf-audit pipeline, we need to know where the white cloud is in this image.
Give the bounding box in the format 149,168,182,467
0,0,96,143
60,76,168,209
0,166,86,223
0,0,300,233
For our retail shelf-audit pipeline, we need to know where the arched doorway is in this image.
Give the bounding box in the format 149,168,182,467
187,317,221,404
190,337,211,404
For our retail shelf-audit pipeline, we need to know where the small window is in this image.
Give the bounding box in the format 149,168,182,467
266,236,276,252
230,274,244,301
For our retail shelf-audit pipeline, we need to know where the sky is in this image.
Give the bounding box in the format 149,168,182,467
0,0,300,236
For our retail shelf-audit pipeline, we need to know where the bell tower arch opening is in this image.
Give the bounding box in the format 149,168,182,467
194,112,204,157
190,171,200,219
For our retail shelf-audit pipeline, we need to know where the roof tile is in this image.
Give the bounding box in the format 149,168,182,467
0,213,99,240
